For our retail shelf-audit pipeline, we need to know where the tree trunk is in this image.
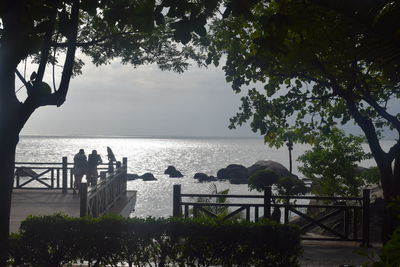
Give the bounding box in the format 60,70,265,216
0,131,19,263
380,161,400,243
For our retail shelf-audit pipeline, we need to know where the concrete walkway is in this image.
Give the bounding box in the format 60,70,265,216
300,240,381,267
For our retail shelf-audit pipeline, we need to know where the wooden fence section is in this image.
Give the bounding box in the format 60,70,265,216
79,158,128,217
14,157,112,193
172,184,370,245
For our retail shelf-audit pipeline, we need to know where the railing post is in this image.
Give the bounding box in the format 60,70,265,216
79,183,88,217
116,161,121,173
173,184,182,217
264,186,271,219
122,157,128,193
362,189,370,246
62,157,68,193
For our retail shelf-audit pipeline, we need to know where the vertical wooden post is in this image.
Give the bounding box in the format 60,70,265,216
62,157,68,193
284,207,289,224
353,209,358,240
255,207,259,222
264,186,271,219
344,208,349,239
16,168,20,188
122,157,128,173
79,183,88,217
122,157,128,193
116,161,121,173
362,189,370,246
51,169,54,188
173,184,182,217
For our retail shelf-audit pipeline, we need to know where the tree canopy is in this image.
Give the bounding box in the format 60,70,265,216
206,0,400,241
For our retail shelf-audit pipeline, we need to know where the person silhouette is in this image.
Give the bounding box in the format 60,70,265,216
73,149,87,194
87,150,102,186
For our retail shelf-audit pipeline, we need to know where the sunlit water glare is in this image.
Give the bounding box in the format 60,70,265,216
16,136,394,218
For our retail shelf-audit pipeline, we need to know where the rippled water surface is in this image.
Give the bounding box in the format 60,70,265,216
16,136,393,217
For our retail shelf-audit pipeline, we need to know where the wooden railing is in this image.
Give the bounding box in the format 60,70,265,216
14,158,112,193
172,184,371,245
79,158,128,217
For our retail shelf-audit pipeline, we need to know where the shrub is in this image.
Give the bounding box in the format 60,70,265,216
276,175,307,195
10,214,302,267
298,128,372,197
248,169,280,192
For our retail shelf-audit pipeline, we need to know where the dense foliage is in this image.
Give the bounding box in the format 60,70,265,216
206,0,400,241
8,214,301,267
248,169,280,192
248,169,306,197
298,128,372,197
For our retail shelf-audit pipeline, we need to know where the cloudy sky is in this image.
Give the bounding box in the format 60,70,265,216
19,59,259,138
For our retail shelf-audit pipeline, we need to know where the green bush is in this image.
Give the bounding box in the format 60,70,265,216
9,214,302,267
248,169,280,192
298,128,372,197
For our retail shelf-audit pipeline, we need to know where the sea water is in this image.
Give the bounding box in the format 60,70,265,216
16,136,393,218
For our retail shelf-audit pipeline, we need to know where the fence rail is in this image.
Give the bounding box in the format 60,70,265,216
79,158,128,217
173,184,370,245
14,157,114,193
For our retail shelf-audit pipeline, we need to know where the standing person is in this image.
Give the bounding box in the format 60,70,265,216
87,150,102,186
73,149,87,194
107,146,116,162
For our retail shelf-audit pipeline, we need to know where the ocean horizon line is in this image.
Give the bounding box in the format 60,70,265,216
20,134,261,140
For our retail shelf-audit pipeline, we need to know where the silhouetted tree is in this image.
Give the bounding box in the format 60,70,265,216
0,0,223,261
207,0,400,242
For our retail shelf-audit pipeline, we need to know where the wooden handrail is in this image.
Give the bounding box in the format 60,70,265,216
82,160,127,217
173,184,370,245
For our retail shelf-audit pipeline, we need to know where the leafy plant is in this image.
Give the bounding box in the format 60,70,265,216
248,169,280,192
276,175,307,196
192,183,242,220
298,128,372,197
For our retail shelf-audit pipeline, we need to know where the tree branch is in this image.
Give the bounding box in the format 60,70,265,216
36,8,57,83
14,70,33,94
345,98,387,164
51,31,137,48
361,95,400,132
52,0,80,107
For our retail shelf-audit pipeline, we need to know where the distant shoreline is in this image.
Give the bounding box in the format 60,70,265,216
20,134,261,140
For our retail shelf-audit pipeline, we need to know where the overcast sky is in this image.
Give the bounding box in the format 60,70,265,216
19,59,259,138
17,56,399,140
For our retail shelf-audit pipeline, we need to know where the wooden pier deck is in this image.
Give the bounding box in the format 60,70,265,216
10,189,137,233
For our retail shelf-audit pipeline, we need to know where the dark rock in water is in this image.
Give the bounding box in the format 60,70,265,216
217,164,248,184
208,176,218,181
169,170,183,178
165,165,184,178
126,173,140,181
164,165,177,175
247,160,290,178
141,173,157,181
194,172,213,182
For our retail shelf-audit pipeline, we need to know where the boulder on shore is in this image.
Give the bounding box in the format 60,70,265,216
247,160,290,178
194,172,216,182
217,164,248,184
126,173,140,181
141,173,157,181
164,165,184,178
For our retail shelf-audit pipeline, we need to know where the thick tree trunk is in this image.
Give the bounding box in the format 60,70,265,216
0,132,18,263
380,162,400,243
